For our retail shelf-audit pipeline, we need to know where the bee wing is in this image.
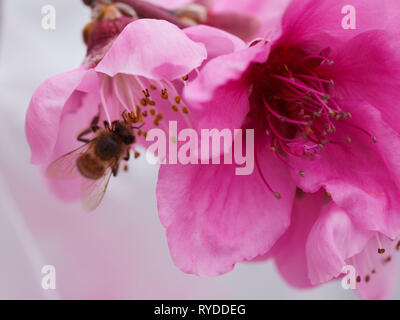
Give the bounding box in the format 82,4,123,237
46,143,92,179
81,167,113,212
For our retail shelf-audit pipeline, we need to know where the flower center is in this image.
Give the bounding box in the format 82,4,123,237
99,73,191,143
249,47,376,158
247,47,377,198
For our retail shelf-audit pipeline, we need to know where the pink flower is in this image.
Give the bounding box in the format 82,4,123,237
156,0,400,297
25,4,206,204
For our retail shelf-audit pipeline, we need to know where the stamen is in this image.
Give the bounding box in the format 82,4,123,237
263,98,308,126
376,234,385,254
100,77,112,125
255,143,281,199
340,121,377,144
298,54,331,65
112,76,131,113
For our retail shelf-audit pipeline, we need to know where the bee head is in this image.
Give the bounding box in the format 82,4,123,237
113,121,135,145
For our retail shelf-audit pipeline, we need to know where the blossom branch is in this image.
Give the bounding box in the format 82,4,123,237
83,0,191,29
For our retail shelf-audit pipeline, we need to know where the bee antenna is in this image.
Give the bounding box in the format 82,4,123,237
132,123,145,130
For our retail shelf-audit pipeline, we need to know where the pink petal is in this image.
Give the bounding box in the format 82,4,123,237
209,0,291,40
25,68,88,165
96,19,207,80
306,202,373,285
184,25,246,60
156,136,296,276
45,92,101,201
271,190,326,288
185,41,269,104
183,42,269,133
323,30,400,136
354,236,398,300
281,0,400,48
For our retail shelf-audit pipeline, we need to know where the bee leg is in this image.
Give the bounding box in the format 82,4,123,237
90,114,100,132
123,151,130,161
91,114,100,126
132,123,145,130
77,115,101,142
112,163,120,177
77,128,92,143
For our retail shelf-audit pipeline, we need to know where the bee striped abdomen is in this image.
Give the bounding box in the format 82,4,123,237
77,153,105,180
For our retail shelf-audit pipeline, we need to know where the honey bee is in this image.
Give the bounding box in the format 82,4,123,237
46,111,142,211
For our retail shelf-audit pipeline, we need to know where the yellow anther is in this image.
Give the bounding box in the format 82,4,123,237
172,105,179,112
305,127,314,135
175,96,182,104
142,89,150,98
140,98,148,106
161,89,169,99
284,64,289,72
150,109,157,116
182,106,189,114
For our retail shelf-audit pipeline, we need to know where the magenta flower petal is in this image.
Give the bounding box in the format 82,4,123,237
184,25,246,60
157,139,296,276
25,68,88,165
281,0,400,47
306,202,372,285
183,42,269,133
96,19,207,80
305,201,399,299
185,42,269,104
209,0,291,40
271,191,326,288
324,30,400,134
